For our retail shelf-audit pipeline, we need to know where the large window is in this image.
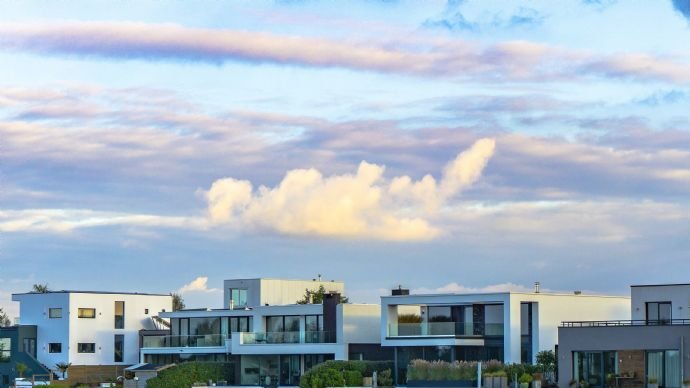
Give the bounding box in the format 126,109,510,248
114,335,124,362
266,316,300,343
646,302,672,324
573,351,618,388
647,350,680,388
0,338,10,363
305,315,324,343
77,343,95,353
78,308,96,319
229,288,248,308
49,308,62,318
48,343,62,353
114,301,124,329
189,317,222,336
224,316,251,337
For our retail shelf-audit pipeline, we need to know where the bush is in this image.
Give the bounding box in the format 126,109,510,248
378,369,393,388
146,362,233,388
519,373,534,384
344,370,363,386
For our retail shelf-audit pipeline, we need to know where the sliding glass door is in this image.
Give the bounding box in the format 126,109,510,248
646,350,680,388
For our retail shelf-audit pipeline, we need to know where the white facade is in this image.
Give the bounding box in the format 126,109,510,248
381,291,630,363
630,284,690,320
223,278,345,308
12,291,172,370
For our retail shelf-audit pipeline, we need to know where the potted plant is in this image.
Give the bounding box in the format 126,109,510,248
648,377,659,388
519,373,533,388
55,362,71,380
606,373,616,388
532,373,543,388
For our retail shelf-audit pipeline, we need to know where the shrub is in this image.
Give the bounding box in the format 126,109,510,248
299,360,393,388
377,369,393,388
146,362,233,388
344,370,363,386
519,373,534,384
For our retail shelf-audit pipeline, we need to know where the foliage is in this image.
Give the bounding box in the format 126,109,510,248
146,362,233,388
0,307,10,327
343,370,363,386
299,360,394,388
407,359,487,382
55,362,72,378
397,313,422,323
32,283,50,293
16,362,29,377
649,377,659,384
519,373,533,384
505,363,541,382
377,369,393,387
536,350,556,372
297,285,349,304
171,293,185,311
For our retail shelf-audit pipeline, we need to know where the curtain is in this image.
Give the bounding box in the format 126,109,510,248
647,351,664,384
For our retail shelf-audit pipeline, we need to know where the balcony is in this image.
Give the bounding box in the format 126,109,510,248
142,334,226,348
561,319,690,327
388,322,504,337
240,331,336,345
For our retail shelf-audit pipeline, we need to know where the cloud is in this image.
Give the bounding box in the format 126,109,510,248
413,282,537,294
204,138,496,240
178,276,222,294
672,0,690,21
1,22,690,83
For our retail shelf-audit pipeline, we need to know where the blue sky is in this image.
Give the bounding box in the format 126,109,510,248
2,0,690,317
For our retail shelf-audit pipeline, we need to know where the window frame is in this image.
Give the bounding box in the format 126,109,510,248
48,343,62,353
114,301,125,329
48,308,62,319
114,334,124,362
77,343,96,353
78,308,96,319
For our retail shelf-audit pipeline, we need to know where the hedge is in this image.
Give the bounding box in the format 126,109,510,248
146,362,233,388
407,359,543,383
299,360,394,388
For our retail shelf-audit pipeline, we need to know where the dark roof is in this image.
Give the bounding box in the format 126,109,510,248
630,283,690,288
13,290,170,297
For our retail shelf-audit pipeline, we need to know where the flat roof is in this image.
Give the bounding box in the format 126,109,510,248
631,283,690,288
225,277,344,283
382,291,628,299
13,290,170,297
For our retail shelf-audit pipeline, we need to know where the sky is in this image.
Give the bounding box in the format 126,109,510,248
2,0,690,319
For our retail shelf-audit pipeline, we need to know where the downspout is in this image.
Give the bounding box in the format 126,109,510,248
681,336,685,385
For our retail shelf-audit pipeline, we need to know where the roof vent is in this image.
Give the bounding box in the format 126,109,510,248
534,281,541,294
574,290,582,295
392,285,410,296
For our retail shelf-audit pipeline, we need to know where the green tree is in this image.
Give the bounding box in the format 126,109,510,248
55,362,71,379
0,307,11,327
297,285,349,304
16,362,29,378
32,283,50,293
171,293,185,311
536,350,556,372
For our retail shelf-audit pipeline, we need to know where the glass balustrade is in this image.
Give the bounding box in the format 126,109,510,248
388,322,504,337
241,331,335,344
141,334,226,348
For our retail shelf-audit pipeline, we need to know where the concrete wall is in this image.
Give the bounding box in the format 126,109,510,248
558,326,690,388
339,304,380,344
13,293,70,369
223,278,345,308
631,285,690,320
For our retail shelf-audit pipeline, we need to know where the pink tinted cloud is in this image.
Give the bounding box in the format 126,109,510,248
1,22,690,82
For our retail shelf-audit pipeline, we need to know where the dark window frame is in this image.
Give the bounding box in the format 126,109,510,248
48,308,62,319
114,334,124,362
646,302,672,324
48,343,62,353
114,301,125,329
77,343,96,353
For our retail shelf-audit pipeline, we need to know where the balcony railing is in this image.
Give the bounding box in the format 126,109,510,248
561,319,690,327
142,334,226,348
240,331,336,344
388,322,504,337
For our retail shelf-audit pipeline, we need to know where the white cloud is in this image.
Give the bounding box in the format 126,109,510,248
204,138,496,240
178,276,222,294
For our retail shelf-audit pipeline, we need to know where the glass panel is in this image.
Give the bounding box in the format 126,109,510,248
49,343,62,353
428,306,452,322
231,289,248,308
189,317,221,336
0,338,10,363
284,316,300,332
647,351,663,385
49,308,62,318
115,301,124,329
78,308,96,318
266,316,284,333
665,351,680,388
78,343,95,353
222,317,229,337
305,315,320,332
240,317,250,333
659,303,672,324
114,335,124,362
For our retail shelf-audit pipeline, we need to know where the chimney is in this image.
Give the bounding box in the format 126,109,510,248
574,290,582,295
322,292,341,343
534,282,541,294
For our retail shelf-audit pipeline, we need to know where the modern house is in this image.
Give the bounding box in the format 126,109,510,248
558,284,690,388
138,278,387,386
380,287,630,385
2,290,171,386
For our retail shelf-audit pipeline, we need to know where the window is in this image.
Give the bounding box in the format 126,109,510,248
305,315,324,343
49,308,62,318
646,302,672,324
114,335,124,362
265,316,300,343
48,343,62,353
77,343,95,353
78,308,96,318
573,351,618,388
114,301,124,329
225,316,251,337
229,288,248,308
0,338,10,363
647,350,680,388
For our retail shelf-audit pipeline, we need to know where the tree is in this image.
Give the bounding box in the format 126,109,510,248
171,293,185,311
536,350,556,372
55,362,71,379
32,284,49,293
297,285,349,304
16,362,29,378
0,308,11,327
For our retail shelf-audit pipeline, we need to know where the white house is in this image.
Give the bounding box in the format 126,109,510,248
139,278,384,386
11,291,171,381
380,288,630,385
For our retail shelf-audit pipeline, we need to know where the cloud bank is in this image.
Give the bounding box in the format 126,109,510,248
1,22,690,82
204,138,496,240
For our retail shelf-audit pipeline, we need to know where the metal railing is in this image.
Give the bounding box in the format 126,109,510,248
388,322,504,337
240,331,336,344
141,334,226,348
561,319,690,327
